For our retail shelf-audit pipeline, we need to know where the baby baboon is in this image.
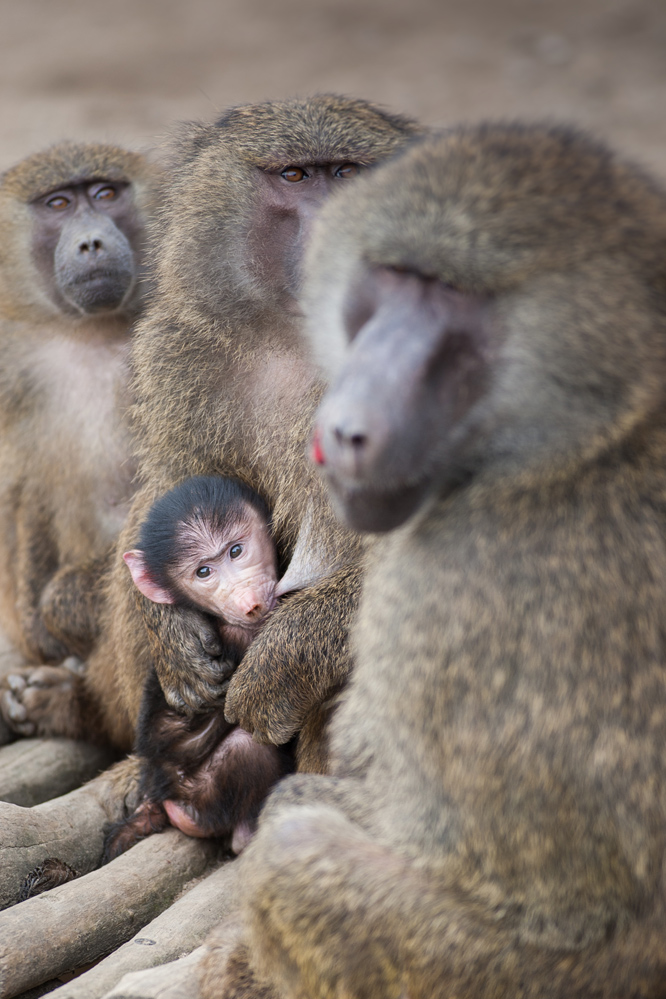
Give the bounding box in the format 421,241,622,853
1,97,419,760
200,126,666,998
0,143,157,711
106,476,292,859
123,476,279,631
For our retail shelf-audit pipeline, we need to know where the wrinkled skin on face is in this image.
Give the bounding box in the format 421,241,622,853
124,506,279,640
30,180,143,315
174,506,279,631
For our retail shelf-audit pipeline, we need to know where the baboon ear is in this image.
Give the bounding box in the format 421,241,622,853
123,550,175,605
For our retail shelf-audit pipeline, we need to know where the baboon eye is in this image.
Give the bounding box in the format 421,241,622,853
334,163,359,179
229,545,243,559
281,167,307,183
196,566,212,578
46,195,70,210
93,185,117,201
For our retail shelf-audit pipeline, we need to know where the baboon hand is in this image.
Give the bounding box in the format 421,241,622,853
225,633,321,745
146,604,235,713
225,578,357,743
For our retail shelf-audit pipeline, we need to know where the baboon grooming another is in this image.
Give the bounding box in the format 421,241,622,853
1,98,419,761
0,143,156,713
201,126,666,998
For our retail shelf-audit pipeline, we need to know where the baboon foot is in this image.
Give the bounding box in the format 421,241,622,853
0,662,85,738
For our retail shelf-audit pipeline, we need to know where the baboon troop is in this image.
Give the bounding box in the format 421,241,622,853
2,101,666,999
0,95,418,756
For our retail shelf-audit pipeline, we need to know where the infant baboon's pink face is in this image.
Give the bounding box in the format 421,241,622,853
177,506,278,631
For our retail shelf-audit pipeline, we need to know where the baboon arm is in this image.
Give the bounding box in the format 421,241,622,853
199,917,280,999
208,800,416,999
14,495,69,662
140,597,234,713
227,777,666,999
224,565,362,745
39,550,111,659
230,803,563,999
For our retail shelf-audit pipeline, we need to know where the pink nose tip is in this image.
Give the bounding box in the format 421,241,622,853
238,593,264,618
311,429,325,466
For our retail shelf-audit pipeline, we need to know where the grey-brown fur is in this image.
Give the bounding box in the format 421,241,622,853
199,125,666,997
0,144,158,719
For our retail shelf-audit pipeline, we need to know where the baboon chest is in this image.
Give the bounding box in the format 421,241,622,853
32,331,135,542
221,349,316,472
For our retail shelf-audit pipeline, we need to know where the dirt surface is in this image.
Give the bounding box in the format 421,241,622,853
1,0,665,177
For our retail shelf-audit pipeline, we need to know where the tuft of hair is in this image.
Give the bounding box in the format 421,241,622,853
138,476,270,590
0,142,154,203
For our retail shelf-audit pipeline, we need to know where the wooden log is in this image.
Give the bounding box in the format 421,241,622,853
0,757,141,909
0,830,220,999
0,739,118,807
102,949,204,999
45,862,239,999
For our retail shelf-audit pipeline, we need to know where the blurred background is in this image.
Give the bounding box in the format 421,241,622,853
0,0,665,175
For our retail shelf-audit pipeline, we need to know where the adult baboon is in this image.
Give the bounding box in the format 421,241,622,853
201,126,666,998
0,143,157,702
1,97,419,761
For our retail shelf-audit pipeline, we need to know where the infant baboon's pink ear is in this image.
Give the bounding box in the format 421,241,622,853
123,550,176,604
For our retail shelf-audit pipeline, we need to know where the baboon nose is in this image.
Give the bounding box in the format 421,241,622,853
316,396,380,481
78,237,104,255
334,425,367,451
239,592,264,618
330,421,370,475
310,426,367,465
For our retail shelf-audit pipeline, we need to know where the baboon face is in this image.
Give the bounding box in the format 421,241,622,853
124,503,278,633
307,126,666,532
29,179,143,315
313,263,493,532
246,161,361,307
151,97,421,324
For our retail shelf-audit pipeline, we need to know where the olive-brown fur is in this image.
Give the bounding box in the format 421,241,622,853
200,125,666,998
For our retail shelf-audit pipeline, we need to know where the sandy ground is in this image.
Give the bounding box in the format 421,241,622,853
0,0,665,178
